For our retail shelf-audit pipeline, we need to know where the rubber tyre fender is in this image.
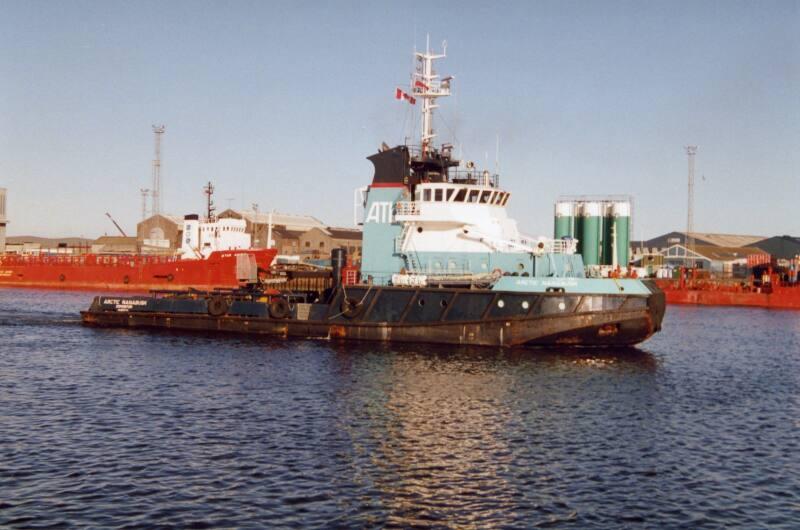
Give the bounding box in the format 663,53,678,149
340,297,363,319
123,275,130,285
59,274,66,282
268,298,291,319
207,296,230,317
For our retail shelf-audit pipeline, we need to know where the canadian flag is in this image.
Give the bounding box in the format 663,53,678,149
395,88,416,105
414,80,429,90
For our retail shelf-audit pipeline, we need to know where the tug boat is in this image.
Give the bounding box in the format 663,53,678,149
81,43,665,347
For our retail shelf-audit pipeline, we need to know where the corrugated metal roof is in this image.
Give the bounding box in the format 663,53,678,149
137,214,184,226
660,244,766,262
93,236,137,245
326,227,362,240
6,236,93,246
687,232,766,248
218,209,325,230
271,227,305,239
692,245,765,260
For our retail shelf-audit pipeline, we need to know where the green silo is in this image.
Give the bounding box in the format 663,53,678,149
602,202,614,265
612,201,631,266
554,201,575,239
580,202,603,266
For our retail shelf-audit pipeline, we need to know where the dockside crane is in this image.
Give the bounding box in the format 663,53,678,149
105,212,128,237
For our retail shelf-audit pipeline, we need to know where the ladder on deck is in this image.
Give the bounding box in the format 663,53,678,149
395,222,421,273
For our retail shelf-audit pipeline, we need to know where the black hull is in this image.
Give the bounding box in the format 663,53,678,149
80,284,665,348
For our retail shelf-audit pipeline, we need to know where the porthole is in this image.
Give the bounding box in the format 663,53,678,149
417,227,423,233
522,300,530,310
418,298,425,306
517,263,525,271
558,301,566,311
497,299,505,308
440,299,448,308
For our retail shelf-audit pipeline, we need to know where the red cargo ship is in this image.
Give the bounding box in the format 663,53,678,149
0,248,277,292
655,258,800,310
0,210,278,292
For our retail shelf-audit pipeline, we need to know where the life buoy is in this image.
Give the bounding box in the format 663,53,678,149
340,297,363,318
207,296,229,317
268,298,290,319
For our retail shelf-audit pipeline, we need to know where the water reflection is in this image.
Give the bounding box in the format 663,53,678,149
325,343,659,527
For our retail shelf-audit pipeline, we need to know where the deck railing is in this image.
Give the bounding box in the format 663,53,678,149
0,254,179,266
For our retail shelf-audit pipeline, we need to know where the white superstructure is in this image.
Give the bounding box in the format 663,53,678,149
394,182,574,257
180,215,250,259
389,41,573,270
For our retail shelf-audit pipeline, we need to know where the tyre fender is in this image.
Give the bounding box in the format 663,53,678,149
207,296,230,317
268,298,291,319
340,297,363,319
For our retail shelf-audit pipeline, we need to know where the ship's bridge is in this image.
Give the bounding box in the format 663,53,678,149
395,181,510,224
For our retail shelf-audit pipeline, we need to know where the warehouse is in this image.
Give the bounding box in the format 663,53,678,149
658,244,766,274
751,235,800,261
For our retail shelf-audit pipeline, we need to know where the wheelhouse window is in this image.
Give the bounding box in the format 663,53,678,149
446,188,455,201
454,188,467,202
468,190,480,203
434,189,443,201
479,190,492,203
423,189,432,201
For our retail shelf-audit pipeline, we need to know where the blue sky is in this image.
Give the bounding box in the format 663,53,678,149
1,0,797,240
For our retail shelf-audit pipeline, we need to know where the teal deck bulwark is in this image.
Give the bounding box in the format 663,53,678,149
492,277,653,295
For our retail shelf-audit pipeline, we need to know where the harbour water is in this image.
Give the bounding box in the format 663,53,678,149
1,288,798,528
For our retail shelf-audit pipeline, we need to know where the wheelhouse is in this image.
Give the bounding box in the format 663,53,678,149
413,183,511,207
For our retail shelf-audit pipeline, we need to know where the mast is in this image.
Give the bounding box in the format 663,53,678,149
204,181,215,221
685,146,697,268
413,36,451,157
151,125,165,215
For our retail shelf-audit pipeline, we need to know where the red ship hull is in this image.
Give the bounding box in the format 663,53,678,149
655,280,800,310
0,249,277,292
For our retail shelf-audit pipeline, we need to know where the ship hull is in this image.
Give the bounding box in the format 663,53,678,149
656,280,800,310
0,249,277,292
81,284,665,348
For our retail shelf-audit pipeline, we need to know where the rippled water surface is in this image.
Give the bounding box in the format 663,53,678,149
1,288,799,528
